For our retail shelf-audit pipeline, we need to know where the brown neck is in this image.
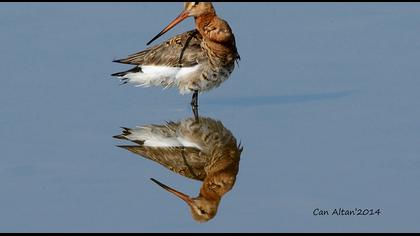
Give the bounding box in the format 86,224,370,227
195,13,217,30
198,180,221,202
194,13,237,63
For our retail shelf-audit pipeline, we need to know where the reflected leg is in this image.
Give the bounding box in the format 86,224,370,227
191,91,199,122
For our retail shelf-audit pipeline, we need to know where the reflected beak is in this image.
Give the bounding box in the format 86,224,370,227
150,178,194,206
146,10,190,46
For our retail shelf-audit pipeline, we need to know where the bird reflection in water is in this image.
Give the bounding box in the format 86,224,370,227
113,115,243,222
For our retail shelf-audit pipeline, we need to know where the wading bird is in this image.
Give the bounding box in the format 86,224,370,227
112,2,240,115
114,116,243,222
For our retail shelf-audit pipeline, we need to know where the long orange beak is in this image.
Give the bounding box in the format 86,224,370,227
150,178,194,206
146,10,190,46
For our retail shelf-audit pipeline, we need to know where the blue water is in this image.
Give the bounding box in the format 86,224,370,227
1,3,420,232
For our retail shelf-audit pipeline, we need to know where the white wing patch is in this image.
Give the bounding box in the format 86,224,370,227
120,65,201,93
177,137,202,150
124,126,202,150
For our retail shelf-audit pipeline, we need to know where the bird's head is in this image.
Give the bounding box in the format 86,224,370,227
146,2,215,45
183,2,215,17
150,178,219,222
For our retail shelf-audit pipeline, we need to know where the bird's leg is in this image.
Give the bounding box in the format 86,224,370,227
192,105,199,122
191,91,199,122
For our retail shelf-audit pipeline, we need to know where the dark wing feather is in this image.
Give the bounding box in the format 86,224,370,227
118,145,207,181
114,30,204,67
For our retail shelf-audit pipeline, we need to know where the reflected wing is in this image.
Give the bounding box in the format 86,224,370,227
113,30,204,67
118,146,207,181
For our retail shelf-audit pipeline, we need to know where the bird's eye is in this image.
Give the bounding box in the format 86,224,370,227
199,209,207,215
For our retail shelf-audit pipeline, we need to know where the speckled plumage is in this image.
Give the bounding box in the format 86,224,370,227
114,116,243,222
112,2,240,97
113,30,203,67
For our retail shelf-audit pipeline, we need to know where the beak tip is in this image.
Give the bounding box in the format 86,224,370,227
149,178,193,205
146,10,189,47
146,34,162,46
150,178,168,189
